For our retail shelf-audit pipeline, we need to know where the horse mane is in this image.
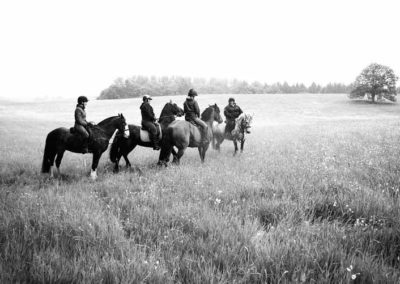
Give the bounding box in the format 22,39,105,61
160,102,172,115
98,116,119,126
159,102,177,123
236,113,252,124
92,115,122,138
201,105,215,121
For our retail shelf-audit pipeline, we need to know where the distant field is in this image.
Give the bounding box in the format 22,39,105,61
1,94,400,283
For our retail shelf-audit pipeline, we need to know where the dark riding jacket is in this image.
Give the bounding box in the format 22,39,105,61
224,104,243,122
140,102,156,122
184,97,200,121
74,104,89,138
75,104,88,126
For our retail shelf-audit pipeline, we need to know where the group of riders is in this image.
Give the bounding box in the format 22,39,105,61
74,89,244,153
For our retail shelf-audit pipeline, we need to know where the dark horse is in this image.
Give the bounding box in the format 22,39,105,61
158,104,223,165
212,113,252,155
41,114,128,179
109,101,184,172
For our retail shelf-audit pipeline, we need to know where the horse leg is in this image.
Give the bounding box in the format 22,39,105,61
112,150,121,173
198,147,203,162
123,154,131,168
199,144,209,163
171,147,178,162
113,157,120,173
203,144,210,161
216,138,222,152
55,150,65,177
90,152,101,180
173,147,185,165
48,152,57,178
233,140,238,156
212,136,216,150
240,139,245,153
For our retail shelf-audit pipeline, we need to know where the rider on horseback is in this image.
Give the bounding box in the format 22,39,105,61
74,96,91,153
224,97,243,136
140,95,160,150
184,89,208,145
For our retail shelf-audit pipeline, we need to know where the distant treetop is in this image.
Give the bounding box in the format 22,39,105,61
349,63,398,103
97,75,353,100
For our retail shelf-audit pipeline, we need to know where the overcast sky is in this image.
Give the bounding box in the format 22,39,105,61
0,0,399,101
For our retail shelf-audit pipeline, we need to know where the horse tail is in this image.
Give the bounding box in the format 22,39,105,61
41,132,56,173
109,133,120,163
159,127,174,163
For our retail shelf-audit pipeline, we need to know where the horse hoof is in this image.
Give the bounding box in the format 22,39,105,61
90,170,97,180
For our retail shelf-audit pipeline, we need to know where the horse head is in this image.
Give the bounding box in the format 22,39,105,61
169,101,184,117
201,104,223,124
231,113,252,139
212,104,223,124
159,101,184,124
241,114,252,134
117,113,130,138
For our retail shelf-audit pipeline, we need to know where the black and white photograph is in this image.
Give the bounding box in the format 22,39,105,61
1,0,400,282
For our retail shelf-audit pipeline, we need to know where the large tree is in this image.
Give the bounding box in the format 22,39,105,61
349,63,398,102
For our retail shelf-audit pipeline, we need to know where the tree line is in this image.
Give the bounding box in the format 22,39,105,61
97,76,355,100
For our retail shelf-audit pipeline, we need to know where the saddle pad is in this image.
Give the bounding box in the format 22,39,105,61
140,125,162,142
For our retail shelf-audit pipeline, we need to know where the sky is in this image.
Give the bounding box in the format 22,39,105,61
0,0,399,101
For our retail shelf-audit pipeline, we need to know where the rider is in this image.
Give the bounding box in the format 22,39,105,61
183,89,208,144
140,95,160,150
224,97,243,136
74,96,91,153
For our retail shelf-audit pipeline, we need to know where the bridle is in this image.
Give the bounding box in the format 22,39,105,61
122,123,130,138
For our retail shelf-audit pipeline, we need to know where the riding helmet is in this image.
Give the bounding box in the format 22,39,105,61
143,95,152,101
228,97,235,103
188,89,198,97
77,96,89,104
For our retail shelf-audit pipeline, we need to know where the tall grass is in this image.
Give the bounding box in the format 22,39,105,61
1,95,400,282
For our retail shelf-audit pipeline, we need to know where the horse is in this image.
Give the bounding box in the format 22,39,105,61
158,104,223,165
212,113,253,155
109,101,184,172
41,114,128,179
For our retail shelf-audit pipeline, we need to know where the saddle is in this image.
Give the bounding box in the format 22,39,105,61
140,124,162,142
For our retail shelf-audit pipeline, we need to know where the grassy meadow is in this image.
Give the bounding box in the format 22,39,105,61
1,93,400,283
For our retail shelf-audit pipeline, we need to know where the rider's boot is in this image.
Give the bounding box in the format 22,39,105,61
152,136,160,151
81,138,89,154
201,126,209,145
